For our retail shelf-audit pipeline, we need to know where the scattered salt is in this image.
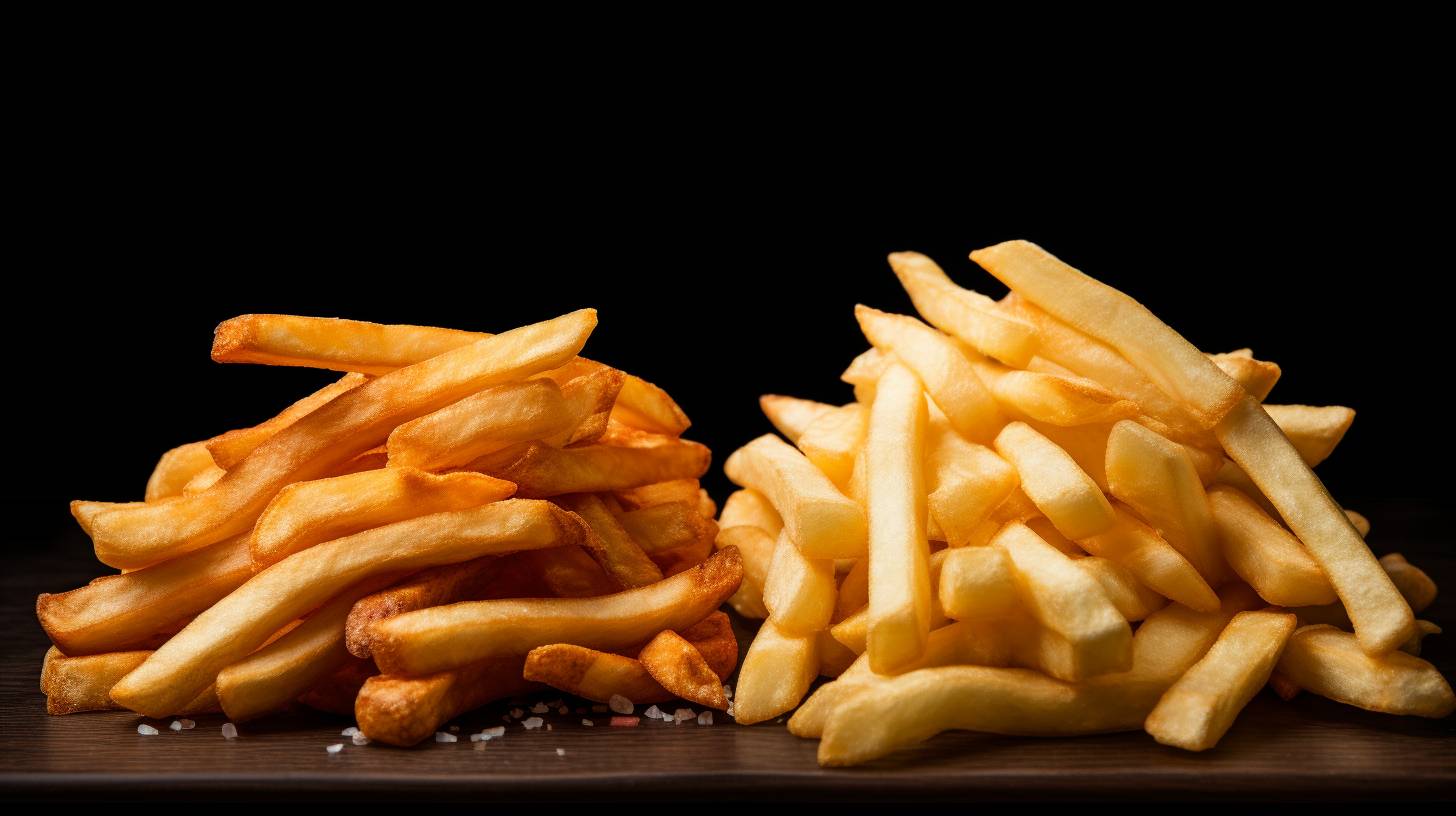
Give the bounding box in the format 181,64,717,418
470,733,486,743
608,694,634,714
481,726,505,738
697,711,714,726
341,727,359,737
776,718,784,723
137,724,159,736
530,702,549,714
644,704,662,720
724,685,733,700
169,720,183,732
435,732,458,743
178,719,196,730
609,716,640,727
351,732,370,746
546,724,553,731
556,748,566,756
674,708,695,723
326,743,343,754
522,717,544,730
581,719,594,727
222,723,238,740
725,702,735,719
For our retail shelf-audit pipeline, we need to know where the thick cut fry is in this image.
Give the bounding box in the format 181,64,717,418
181,465,227,495
144,442,217,502
212,315,481,374
856,306,1003,442
938,547,1018,622
251,468,515,568
552,366,627,445
217,576,398,721
888,251,1037,366
206,373,369,469
1077,557,1166,622
724,434,866,560
836,557,869,620
925,414,1018,547
864,363,931,673
733,619,819,725
472,437,709,498
980,365,1139,427
1218,396,1414,653
345,557,503,659
759,395,834,443
1105,420,1225,584
1379,554,1437,614
356,656,536,747
1024,421,1111,491
992,522,1131,680
37,535,252,656
559,494,664,589
718,488,783,536
110,499,587,718
639,629,729,709
1264,404,1356,467
994,422,1115,540
524,644,673,705
1209,352,1281,402
762,530,837,635
1208,485,1336,606
371,547,742,675
716,525,773,619
795,403,868,487
614,479,701,512
519,545,619,598
81,310,596,569
1077,505,1219,612
830,606,868,654
385,380,576,471
1145,610,1297,751
617,501,717,556
41,648,215,715
1277,625,1455,718
298,657,376,716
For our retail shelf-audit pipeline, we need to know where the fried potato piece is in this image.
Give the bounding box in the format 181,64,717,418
181,465,227,495
40,648,214,715
81,309,597,569
937,547,1017,622
617,500,718,557
385,380,577,472
614,479,702,511
978,363,1139,427
356,656,537,747
1208,485,1337,606
250,468,515,568
371,547,742,675
206,373,368,469
559,493,664,589
1264,404,1356,467
110,499,587,717
345,557,504,659
888,251,1037,367
517,545,620,598
1145,610,1297,751
298,657,376,717
733,619,819,725
762,529,836,635
1209,352,1281,402
37,535,252,656
144,442,218,502
718,488,783,536
1077,505,1219,613
1076,556,1166,622
1379,553,1437,614
994,422,1115,540
836,557,869,621
1276,624,1455,718
471,436,709,498
716,524,773,619
724,434,866,560
925,411,1018,547
639,629,729,709
795,403,868,488
759,395,835,443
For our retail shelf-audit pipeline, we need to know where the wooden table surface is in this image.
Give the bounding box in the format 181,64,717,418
4,504,1453,802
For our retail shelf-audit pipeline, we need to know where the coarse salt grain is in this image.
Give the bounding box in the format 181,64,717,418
169,720,183,732
644,704,662,720
222,723,238,740
581,719,594,727
326,743,343,754
697,711,714,726
724,685,733,699
725,703,735,719
352,732,370,746
531,702,549,714
522,717,544,730
674,708,695,723
470,733,486,743
341,727,359,737
608,694,634,714
546,724,553,731
609,716,640,727
435,732,458,743
482,726,505,738
179,719,196,730
137,724,159,736
556,748,566,756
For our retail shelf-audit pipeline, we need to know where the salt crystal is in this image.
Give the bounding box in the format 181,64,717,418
179,719,195,730
725,702,735,719
352,732,370,746
221,723,239,740
326,743,344,754
341,727,359,737
510,708,525,719
581,719,594,727
137,724,159,736
609,716,640,727
724,685,733,699
531,702,549,714
482,726,505,738
674,708,695,723
776,718,784,723
522,717,544,730
644,705,662,720
556,748,566,756
435,732,458,743
697,711,714,726
169,720,183,732
470,733,485,743
557,706,569,715
608,694,634,714
546,724,553,731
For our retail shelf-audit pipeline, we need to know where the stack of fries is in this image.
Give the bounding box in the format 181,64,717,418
721,241,1453,766
38,311,744,746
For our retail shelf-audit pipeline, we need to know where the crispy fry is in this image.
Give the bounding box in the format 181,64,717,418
759,395,835,443
925,412,1018,547
888,251,1037,367
1209,352,1281,402
1208,485,1337,606
1264,404,1356,467
206,374,368,469
733,619,819,725
716,525,773,619
718,488,783,535
724,434,866,560
762,529,836,635
345,557,504,659
145,442,218,502
639,629,729,709
554,366,627,445
979,364,1139,427
524,644,673,705
613,479,701,511
558,493,664,589
937,546,1017,621
371,547,742,675
471,436,709,498
518,545,619,598
795,403,868,487
1076,504,1219,612
994,421,1115,540
298,657,376,716
1276,625,1454,718
181,464,227,495
357,656,536,747
385,380,577,472
42,648,217,715
617,501,717,556
1077,557,1166,622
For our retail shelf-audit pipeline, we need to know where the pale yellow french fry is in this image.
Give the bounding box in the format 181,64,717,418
840,347,890,390
795,403,867,487
978,363,1139,427
937,546,1018,622
1026,421,1111,491
1105,420,1225,584
1277,625,1454,718
1209,352,1281,402
864,363,932,673
994,422,1115,540
716,525,773,619
1077,556,1166,622
1208,485,1337,607
1024,517,1085,557
1077,504,1219,613
759,395,834,443
830,606,868,654
732,619,819,725
992,521,1131,680
925,413,1018,548
1264,404,1356,467
717,488,783,536
836,557,869,621
855,306,1003,442
762,529,837,635
724,434,867,560
887,251,1038,367
1145,610,1297,751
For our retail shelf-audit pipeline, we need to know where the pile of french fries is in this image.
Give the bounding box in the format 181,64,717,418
39,311,745,746
721,241,1453,766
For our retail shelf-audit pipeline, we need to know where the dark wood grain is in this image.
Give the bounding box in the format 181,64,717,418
3,504,1454,802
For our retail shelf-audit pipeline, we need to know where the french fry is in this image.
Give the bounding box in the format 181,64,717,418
37,535,252,656
759,395,834,443
1144,610,1297,751
1077,505,1219,612
471,436,709,498
144,442,218,502
298,657,376,717
523,644,673,705
724,434,867,560
937,547,1017,622
617,501,717,557
925,413,1018,547
518,545,619,598
1077,556,1166,622
1208,485,1337,606
979,364,1139,426
1346,509,1371,537
887,251,1038,367
181,465,227,495
558,493,664,589
817,629,859,678
384,380,577,472
761,529,837,635
718,488,783,536
370,547,742,675
42,648,218,716
1024,517,1084,556
994,422,1115,540
80,309,597,569
795,403,868,487
1264,404,1356,467
639,629,729,709
344,557,504,659
205,373,368,469
1379,553,1437,614
836,557,869,621
864,363,931,674
716,525,773,619
357,656,536,747
1276,625,1455,718
1209,352,1281,402
250,468,515,569
732,619,819,725
553,366,628,445
110,499,588,717
614,479,702,512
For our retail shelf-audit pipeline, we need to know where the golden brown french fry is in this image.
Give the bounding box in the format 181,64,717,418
298,657,376,717
345,557,504,659
1276,625,1454,718
795,403,867,487
759,395,835,443
385,380,577,472
110,499,588,718
978,363,1139,427
724,434,866,560
42,648,218,716
524,644,673,705
1209,352,1281,402
357,656,536,747
925,413,1018,547
1145,610,1297,751
994,422,1115,540
37,535,252,656
250,468,515,569
371,547,742,675
1105,420,1226,584
937,547,1017,622
1264,404,1356,467
558,493,664,589
614,479,702,511
856,306,1004,442
887,251,1037,367
144,442,217,502
639,629,729,709
471,436,709,498
762,530,836,635
180,465,227,495
836,557,869,621
1208,485,1337,606
1077,504,1219,613
716,525,773,619
732,619,819,725
553,366,627,445
1379,554,1437,614
718,488,783,536
206,373,369,469
864,363,931,674
80,309,597,569
1077,556,1166,622
617,501,717,556
518,545,620,598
